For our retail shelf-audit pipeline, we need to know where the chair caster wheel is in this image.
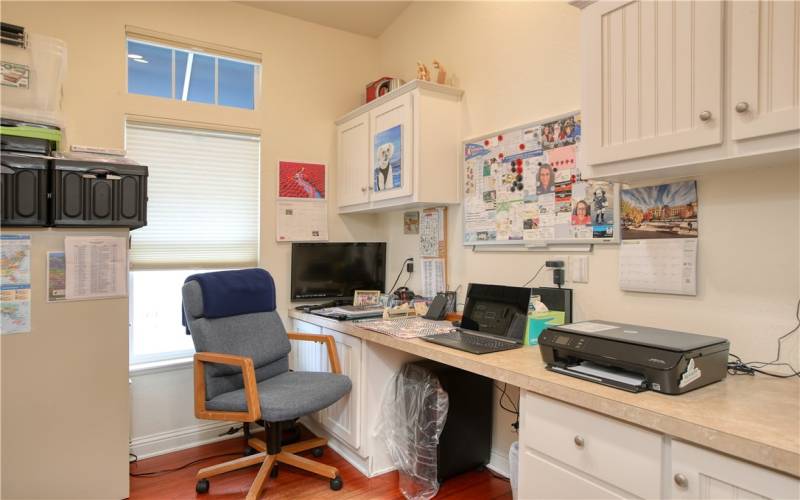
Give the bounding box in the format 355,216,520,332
330,476,343,491
270,464,279,478
312,447,324,458
244,446,258,456
196,479,210,494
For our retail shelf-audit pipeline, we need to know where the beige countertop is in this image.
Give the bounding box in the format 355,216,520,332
289,310,800,478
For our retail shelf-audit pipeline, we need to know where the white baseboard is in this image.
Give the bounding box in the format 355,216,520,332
488,448,511,478
130,422,247,460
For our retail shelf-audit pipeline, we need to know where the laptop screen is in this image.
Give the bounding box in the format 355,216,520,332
460,283,531,337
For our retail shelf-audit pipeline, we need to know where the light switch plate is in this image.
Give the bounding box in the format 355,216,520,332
570,255,589,283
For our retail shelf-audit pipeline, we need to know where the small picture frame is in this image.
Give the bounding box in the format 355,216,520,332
353,290,381,307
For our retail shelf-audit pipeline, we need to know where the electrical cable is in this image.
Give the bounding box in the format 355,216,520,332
727,299,800,378
495,383,519,416
521,264,545,288
130,452,243,478
388,258,412,294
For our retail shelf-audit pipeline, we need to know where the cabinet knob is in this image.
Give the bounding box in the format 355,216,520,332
674,473,689,488
699,111,712,122
361,186,367,193
573,435,585,448
735,101,749,113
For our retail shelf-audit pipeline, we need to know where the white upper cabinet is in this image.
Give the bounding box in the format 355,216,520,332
584,0,724,164
336,114,370,208
335,80,463,213
369,93,414,203
730,0,800,141
581,0,800,180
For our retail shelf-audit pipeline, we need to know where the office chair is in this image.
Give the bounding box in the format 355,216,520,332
182,268,352,499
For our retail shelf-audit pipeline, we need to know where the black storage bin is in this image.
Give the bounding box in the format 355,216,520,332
410,360,493,482
51,159,148,229
1,152,49,226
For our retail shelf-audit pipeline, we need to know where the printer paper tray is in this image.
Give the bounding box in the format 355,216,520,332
548,362,648,393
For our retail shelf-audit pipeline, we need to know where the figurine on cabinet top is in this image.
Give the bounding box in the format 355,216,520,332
416,61,430,81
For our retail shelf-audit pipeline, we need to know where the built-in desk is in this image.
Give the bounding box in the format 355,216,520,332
289,310,800,498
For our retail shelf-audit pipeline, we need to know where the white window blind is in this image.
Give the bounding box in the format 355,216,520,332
126,122,260,269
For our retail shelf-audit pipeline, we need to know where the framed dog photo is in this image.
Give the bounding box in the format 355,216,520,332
353,290,381,307
373,125,402,192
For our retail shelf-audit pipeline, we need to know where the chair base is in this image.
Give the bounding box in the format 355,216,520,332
196,435,339,499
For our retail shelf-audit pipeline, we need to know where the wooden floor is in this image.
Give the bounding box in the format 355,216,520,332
130,436,512,499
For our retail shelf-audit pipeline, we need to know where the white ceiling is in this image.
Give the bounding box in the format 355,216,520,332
241,1,412,38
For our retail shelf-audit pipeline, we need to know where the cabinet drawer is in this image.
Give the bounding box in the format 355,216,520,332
519,446,630,500
520,391,662,499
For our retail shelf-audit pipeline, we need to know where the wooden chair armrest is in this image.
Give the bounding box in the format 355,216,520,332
194,352,261,422
287,333,342,374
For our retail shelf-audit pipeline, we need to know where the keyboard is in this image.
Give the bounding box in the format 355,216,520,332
423,329,522,354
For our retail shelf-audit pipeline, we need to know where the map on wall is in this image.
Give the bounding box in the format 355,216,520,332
462,111,620,247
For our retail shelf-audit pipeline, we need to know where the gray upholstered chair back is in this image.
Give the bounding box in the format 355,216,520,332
182,280,291,399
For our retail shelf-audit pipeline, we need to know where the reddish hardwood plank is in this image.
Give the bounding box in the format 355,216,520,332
130,436,511,499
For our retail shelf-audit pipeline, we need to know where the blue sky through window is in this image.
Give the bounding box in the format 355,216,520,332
127,39,257,109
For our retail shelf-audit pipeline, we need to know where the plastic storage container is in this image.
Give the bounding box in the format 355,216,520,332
51,159,148,228
0,118,61,155
0,33,67,127
1,152,48,226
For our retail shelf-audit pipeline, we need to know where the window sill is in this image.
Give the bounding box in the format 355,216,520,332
129,356,194,376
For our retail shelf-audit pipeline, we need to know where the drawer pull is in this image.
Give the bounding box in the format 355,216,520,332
735,101,749,113
674,473,689,488
699,110,712,122
573,435,585,448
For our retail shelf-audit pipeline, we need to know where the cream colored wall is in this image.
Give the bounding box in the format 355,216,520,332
376,1,800,465
0,2,379,497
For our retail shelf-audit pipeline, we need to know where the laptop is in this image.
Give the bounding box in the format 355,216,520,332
423,283,530,354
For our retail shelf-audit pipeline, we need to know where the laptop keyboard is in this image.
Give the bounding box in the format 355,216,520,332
433,330,516,350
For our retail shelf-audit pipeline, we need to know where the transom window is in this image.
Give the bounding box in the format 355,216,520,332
127,38,259,110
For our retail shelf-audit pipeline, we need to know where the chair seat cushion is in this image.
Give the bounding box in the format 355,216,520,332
206,371,352,422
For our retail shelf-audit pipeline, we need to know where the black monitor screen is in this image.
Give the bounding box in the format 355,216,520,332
291,242,386,301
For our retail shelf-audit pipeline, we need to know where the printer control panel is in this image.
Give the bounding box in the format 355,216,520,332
548,333,587,350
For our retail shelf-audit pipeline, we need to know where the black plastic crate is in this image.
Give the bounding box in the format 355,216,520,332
1,152,49,226
51,159,148,229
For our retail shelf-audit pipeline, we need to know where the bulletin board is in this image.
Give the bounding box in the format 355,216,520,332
462,111,620,247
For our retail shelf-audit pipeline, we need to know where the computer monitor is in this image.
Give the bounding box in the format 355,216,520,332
460,283,532,336
290,242,386,301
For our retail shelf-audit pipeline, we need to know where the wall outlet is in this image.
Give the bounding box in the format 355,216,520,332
570,255,589,283
406,258,414,273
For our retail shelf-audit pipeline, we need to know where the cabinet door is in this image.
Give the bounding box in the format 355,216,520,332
368,92,413,202
730,0,800,140
319,328,362,451
584,0,723,165
670,441,800,499
337,114,370,208
518,446,630,500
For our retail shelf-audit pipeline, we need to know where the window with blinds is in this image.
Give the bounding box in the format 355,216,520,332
126,121,260,364
126,122,260,269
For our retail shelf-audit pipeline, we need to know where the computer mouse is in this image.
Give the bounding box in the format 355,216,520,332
451,320,460,327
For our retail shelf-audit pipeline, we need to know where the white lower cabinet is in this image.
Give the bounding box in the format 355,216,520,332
290,320,363,453
519,390,800,500
320,327,362,452
670,441,800,500
519,391,661,499
520,447,630,500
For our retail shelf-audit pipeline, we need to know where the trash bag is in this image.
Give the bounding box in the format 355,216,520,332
377,363,449,500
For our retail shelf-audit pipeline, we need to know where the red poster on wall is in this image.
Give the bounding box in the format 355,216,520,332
278,161,326,199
